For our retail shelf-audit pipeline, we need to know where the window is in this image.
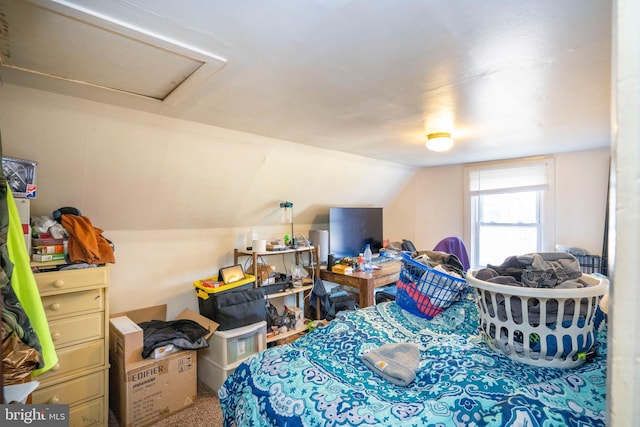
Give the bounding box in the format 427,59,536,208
464,158,555,268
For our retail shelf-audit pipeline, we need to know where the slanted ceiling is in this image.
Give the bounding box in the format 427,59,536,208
0,0,612,168
0,0,226,109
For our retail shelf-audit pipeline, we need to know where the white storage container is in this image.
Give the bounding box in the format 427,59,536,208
198,360,236,392
198,321,266,391
209,321,267,368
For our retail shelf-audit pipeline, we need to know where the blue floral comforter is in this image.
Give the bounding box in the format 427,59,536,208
219,291,607,426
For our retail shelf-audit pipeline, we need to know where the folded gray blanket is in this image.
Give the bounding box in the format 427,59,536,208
361,342,420,386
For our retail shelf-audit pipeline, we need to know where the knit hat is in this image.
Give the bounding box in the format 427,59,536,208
361,342,420,386
52,206,81,223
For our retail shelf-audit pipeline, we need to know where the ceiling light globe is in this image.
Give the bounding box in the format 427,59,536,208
426,132,454,152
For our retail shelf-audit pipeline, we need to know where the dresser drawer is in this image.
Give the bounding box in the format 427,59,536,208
49,312,104,348
32,370,105,406
69,396,105,427
41,288,105,320
36,339,105,386
34,267,108,295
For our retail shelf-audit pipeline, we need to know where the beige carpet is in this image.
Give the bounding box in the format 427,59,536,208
108,380,223,427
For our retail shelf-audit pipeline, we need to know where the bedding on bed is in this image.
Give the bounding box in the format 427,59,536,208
219,289,607,427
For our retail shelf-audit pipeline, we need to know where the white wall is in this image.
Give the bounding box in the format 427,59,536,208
0,84,417,315
385,164,465,251
555,149,610,254
386,149,610,257
0,84,415,232
608,0,640,423
0,84,611,318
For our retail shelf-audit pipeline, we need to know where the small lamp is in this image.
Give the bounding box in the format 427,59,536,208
280,201,296,248
426,132,454,152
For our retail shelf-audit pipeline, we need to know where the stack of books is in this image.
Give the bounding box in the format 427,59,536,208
31,234,67,262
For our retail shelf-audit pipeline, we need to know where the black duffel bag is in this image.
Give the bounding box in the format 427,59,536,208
211,287,267,331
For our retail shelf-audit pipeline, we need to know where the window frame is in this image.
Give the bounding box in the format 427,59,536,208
463,157,556,268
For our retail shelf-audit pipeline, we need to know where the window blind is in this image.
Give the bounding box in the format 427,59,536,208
469,162,549,196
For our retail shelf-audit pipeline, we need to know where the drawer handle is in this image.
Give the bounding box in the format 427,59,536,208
51,363,60,371
52,332,61,341
48,396,59,404
53,280,65,289
50,303,61,311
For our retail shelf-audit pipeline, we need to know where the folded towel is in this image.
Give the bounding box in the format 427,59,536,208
361,342,420,386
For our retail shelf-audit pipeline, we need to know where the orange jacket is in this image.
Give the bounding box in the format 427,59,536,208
61,214,115,264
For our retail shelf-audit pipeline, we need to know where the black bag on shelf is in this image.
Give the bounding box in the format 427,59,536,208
209,287,267,331
266,302,281,330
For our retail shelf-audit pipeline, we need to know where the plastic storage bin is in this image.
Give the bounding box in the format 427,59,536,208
194,274,255,321
197,321,266,391
210,321,267,367
201,363,235,393
574,254,603,274
466,271,608,368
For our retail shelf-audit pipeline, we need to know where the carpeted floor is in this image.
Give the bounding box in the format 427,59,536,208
108,380,223,427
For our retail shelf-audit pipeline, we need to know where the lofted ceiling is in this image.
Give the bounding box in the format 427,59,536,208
0,0,612,168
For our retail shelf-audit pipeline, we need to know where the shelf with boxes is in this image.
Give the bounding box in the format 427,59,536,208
265,284,313,345
194,271,316,344
234,246,321,341
191,247,322,390
233,246,321,287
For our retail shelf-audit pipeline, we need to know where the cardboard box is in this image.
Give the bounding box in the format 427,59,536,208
3,156,37,198
109,305,219,427
15,198,30,254
33,244,65,254
331,264,353,275
286,306,304,330
31,253,66,262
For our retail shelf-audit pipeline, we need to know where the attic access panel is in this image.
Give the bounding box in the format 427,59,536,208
0,0,226,103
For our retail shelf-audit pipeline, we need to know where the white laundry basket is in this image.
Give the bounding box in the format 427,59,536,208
466,271,608,368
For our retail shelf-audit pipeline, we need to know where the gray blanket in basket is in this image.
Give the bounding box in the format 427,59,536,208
477,252,587,324
485,252,583,288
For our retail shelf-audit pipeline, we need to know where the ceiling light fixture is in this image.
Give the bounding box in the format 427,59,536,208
426,132,454,152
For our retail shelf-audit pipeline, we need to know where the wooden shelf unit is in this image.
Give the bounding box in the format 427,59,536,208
234,247,321,345
265,284,313,344
233,246,321,286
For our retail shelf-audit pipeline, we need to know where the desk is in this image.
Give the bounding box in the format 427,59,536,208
320,260,401,308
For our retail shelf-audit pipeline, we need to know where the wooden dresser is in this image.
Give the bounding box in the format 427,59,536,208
31,266,109,427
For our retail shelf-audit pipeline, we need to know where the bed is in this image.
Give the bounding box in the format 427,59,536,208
219,289,607,426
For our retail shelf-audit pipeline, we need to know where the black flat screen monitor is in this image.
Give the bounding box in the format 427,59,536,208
329,207,383,259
